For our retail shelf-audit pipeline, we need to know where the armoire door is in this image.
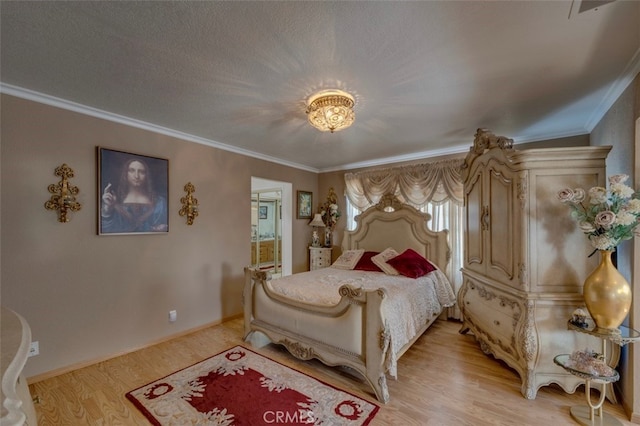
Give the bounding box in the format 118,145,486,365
464,167,485,275
485,161,519,288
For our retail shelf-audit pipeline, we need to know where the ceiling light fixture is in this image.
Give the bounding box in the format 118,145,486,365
306,89,355,133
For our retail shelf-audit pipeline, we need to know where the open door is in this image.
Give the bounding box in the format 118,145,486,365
251,177,292,277
251,190,282,275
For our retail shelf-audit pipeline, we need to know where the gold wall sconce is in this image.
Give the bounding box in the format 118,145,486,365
179,182,199,225
44,163,82,223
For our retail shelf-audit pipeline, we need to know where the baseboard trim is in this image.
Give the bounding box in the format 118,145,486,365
26,313,242,385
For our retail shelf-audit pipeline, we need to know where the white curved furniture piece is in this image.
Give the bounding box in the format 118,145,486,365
1,306,36,426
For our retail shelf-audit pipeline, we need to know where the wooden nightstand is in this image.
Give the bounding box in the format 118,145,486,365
309,247,332,270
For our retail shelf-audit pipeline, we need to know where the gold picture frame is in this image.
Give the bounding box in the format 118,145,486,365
297,190,312,219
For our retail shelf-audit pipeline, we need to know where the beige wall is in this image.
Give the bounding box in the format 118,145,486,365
0,94,318,379
591,72,639,422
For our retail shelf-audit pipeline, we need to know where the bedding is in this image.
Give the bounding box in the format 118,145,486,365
267,267,455,377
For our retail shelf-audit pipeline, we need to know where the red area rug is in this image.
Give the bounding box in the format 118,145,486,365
126,345,379,425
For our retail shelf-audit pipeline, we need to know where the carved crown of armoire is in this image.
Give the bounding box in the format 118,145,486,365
458,129,614,399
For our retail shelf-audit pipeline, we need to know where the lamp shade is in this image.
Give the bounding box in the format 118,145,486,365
308,213,325,227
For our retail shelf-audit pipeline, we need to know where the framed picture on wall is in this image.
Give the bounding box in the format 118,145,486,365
97,147,169,235
297,190,312,219
259,206,268,219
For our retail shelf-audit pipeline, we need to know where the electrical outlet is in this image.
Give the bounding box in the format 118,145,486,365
168,310,177,323
29,341,39,357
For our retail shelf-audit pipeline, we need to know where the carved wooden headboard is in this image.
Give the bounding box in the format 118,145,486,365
342,195,450,271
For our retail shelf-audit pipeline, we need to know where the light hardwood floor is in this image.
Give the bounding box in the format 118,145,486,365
29,318,634,425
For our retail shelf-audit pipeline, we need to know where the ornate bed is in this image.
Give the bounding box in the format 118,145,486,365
243,195,453,403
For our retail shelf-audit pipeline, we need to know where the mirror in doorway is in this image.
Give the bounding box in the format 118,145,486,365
251,190,282,275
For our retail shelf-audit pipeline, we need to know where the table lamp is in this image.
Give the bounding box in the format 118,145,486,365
308,213,325,247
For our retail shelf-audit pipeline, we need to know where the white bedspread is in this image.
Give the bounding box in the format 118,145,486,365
267,267,456,378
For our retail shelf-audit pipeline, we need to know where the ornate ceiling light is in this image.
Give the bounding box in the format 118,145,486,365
306,89,355,133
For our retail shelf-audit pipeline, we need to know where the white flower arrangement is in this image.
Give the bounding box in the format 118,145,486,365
558,174,640,251
320,188,341,231
320,202,341,230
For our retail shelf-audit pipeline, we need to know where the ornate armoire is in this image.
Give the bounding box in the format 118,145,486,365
458,129,613,399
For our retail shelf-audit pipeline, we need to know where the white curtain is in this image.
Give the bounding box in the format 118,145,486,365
422,201,463,319
344,158,464,319
344,158,464,210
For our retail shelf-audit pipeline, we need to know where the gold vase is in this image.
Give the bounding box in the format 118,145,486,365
583,250,632,332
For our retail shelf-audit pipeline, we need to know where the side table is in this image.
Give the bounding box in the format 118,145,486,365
309,247,332,271
554,320,640,426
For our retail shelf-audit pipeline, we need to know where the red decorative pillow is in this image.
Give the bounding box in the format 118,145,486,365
387,248,437,278
354,251,383,272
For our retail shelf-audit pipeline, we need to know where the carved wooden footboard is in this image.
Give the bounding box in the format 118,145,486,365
243,267,392,403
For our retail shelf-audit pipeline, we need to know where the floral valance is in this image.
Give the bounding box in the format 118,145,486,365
344,158,465,210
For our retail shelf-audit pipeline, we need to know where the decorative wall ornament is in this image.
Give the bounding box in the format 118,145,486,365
44,163,82,222
178,182,199,225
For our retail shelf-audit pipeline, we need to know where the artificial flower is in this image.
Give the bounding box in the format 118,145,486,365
558,174,640,251
320,189,341,231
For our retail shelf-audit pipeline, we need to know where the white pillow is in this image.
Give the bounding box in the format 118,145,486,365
371,247,400,275
332,249,365,270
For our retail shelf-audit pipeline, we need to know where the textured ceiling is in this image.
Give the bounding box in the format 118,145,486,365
1,1,639,172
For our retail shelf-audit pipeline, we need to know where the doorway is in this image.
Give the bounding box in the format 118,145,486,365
251,177,292,277
252,190,281,274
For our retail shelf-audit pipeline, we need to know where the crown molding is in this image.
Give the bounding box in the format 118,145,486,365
321,144,470,173
586,47,640,131
0,83,320,173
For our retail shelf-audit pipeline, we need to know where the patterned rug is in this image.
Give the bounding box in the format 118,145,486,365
126,345,379,425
